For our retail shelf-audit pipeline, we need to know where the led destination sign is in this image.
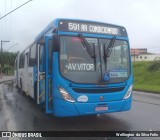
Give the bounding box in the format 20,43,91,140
67,22,118,35
58,20,127,36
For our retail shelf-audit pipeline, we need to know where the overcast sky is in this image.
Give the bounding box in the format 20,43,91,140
0,0,160,53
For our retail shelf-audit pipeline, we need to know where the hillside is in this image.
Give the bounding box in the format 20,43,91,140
132,61,160,94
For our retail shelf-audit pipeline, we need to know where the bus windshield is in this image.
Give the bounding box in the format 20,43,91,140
60,36,130,84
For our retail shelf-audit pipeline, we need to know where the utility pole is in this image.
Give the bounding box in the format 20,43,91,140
0,40,10,78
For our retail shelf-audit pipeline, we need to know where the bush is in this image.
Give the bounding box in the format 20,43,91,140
147,60,160,72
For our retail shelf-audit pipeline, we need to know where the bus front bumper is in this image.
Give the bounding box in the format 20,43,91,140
53,97,132,117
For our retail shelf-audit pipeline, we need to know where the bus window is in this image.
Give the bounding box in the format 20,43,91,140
39,45,45,72
19,53,25,68
29,43,36,67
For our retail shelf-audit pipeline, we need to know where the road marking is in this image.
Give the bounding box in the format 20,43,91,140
0,84,20,140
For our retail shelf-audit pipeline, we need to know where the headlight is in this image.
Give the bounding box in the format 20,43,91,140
123,84,133,100
58,86,75,103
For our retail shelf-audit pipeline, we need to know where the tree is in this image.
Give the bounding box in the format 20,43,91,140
0,51,19,74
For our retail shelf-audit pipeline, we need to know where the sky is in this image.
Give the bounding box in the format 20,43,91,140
0,0,160,53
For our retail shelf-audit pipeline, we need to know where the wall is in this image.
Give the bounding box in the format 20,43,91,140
131,54,160,61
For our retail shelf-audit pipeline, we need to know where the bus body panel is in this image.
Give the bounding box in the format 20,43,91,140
27,67,35,98
15,18,133,117
53,96,132,117
23,53,29,93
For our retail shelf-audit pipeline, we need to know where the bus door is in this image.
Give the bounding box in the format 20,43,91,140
37,36,53,113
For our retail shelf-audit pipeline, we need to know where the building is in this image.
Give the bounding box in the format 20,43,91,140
131,48,160,61
131,48,147,56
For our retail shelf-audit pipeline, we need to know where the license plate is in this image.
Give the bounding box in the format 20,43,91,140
95,106,108,111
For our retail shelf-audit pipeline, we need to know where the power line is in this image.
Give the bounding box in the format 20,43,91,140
0,0,33,20
5,43,19,51
0,13,4,40
9,0,13,40
5,0,7,40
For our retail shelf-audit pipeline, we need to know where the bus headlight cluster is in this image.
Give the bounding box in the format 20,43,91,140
123,84,133,100
58,86,75,103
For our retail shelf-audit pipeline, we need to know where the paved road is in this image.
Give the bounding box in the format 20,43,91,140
0,81,160,140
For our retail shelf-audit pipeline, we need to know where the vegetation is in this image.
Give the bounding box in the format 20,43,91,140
147,60,160,72
0,51,19,75
133,61,160,94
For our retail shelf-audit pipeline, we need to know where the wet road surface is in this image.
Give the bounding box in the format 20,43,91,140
0,81,160,140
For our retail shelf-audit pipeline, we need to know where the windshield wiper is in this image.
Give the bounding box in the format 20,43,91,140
103,37,116,70
78,34,97,70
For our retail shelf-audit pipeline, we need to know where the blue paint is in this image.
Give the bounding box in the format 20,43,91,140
104,73,110,81
45,36,53,113
31,18,133,117
53,95,132,117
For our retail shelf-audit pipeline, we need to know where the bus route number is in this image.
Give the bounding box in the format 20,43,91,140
68,23,80,31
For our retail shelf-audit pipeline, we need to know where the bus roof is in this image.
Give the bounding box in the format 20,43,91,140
35,18,128,41
18,18,128,55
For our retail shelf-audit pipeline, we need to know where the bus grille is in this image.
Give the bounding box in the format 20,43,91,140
72,87,125,94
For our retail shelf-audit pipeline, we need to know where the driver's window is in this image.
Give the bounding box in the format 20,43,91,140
108,40,129,69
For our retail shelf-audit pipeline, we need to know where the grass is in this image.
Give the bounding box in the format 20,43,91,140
132,61,160,94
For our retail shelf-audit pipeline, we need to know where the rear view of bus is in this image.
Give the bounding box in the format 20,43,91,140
15,18,133,117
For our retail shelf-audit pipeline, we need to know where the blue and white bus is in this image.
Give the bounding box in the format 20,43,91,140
14,18,133,117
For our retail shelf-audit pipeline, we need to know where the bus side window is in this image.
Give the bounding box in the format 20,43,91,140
39,45,45,72
29,43,36,67
19,52,25,69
